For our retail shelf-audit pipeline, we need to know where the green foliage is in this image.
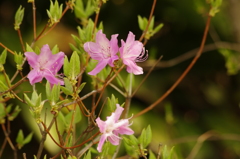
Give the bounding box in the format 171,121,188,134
138,15,164,40
106,94,118,112
14,52,24,71
139,125,152,149
61,78,73,95
161,145,175,159
219,49,240,75
208,0,222,16
58,105,82,131
26,43,34,52
8,105,21,121
14,5,25,30
24,91,43,122
47,0,63,26
0,49,7,71
24,91,42,108
16,129,33,149
69,19,103,57
74,0,95,25
46,81,60,106
83,150,91,159
64,51,80,84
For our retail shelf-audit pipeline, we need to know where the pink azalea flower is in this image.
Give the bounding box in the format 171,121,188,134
96,104,134,152
83,30,119,75
24,44,64,85
119,32,147,75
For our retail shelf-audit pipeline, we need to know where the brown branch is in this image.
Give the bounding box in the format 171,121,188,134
133,15,212,118
31,1,37,39
139,0,157,42
17,29,26,52
0,43,16,55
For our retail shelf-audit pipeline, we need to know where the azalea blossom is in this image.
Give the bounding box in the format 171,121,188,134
24,44,64,85
96,104,134,152
83,30,119,75
119,31,147,75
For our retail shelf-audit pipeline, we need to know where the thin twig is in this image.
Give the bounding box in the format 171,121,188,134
0,43,16,55
139,0,157,42
32,1,37,39
133,15,212,118
17,29,26,52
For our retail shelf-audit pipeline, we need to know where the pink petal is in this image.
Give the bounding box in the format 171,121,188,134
83,42,103,60
44,72,64,85
125,32,135,45
97,134,107,152
123,59,143,75
38,45,52,64
108,132,120,145
27,69,43,85
88,59,109,75
113,104,124,122
126,41,143,60
24,52,39,68
115,121,134,135
96,117,106,133
45,52,65,74
109,34,119,57
95,30,110,48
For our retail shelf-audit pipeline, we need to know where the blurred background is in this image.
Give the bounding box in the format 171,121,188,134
1,0,240,158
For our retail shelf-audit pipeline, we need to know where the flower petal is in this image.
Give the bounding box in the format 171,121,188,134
88,59,109,75
45,52,65,74
44,72,64,85
123,59,143,75
96,117,106,133
108,132,120,145
24,52,39,68
83,42,103,60
97,134,107,152
27,69,43,85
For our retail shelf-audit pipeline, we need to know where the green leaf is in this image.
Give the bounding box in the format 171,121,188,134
0,80,9,92
138,125,152,149
83,150,91,159
0,49,7,65
149,150,157,159
51,45,59,54
76,82,86,94
219,49,240,75
24,93,35,107
64,55,70,77
107,94,118,112
26,43,34,52
14,5,25,30
47,0,63,26
23,132,33,145
8,105,21,121
16,129,24,148
51,84,61,104
138,15,145,31
69,51,80,79
31,91,41,107
123,136,139,158
153,23,164,35
168,146,175,159
0,103,6,120
149,16,155,30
